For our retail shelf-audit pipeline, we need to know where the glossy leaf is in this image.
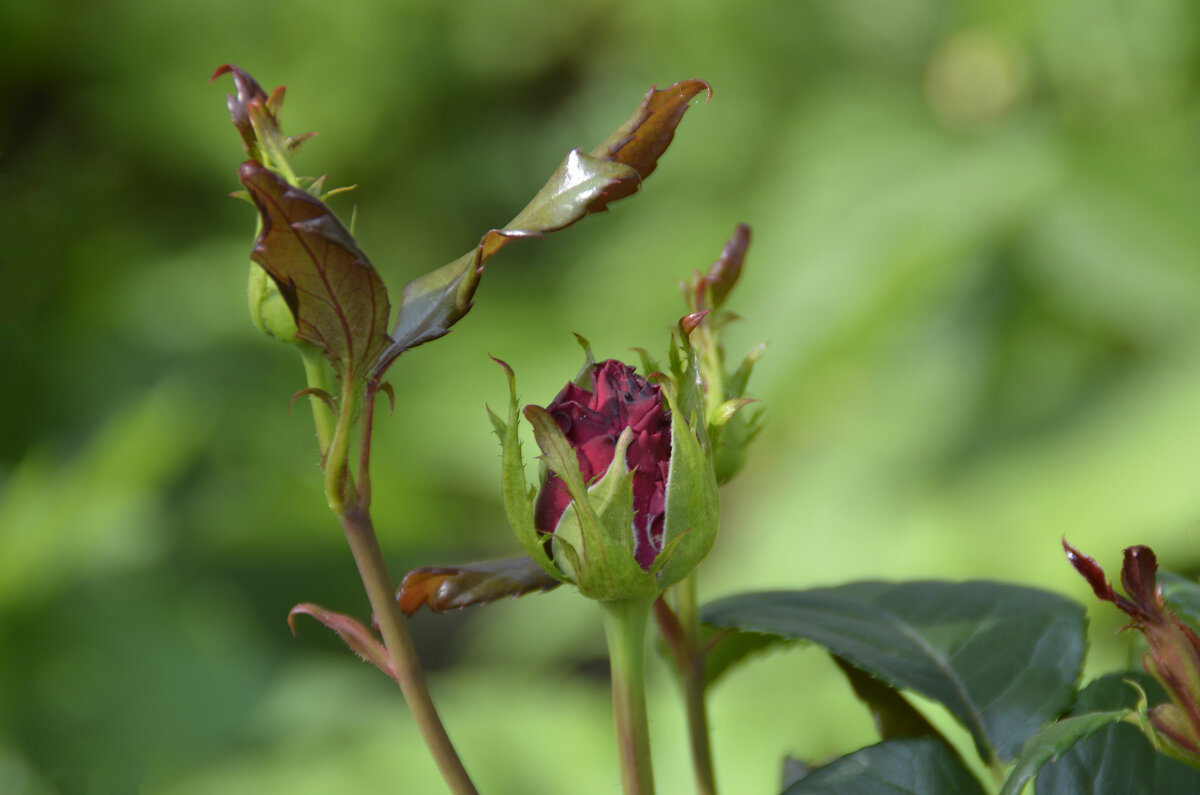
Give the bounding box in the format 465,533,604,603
1035,672,1200,795
396,556,560,616
702,581,1086,763
781,738,987,795
287,603,396,682
587,80,712,209
373,80,710,377
240,161,391,381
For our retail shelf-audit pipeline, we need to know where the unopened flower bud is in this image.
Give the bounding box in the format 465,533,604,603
492,356,720,601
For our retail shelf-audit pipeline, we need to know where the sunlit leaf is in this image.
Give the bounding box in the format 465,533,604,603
702,581,1085,763
396,557,560,616
240,161,391,382
287,603,396,682
373,80,711,377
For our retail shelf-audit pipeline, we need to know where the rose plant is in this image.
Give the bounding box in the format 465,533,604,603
218,66,1200,795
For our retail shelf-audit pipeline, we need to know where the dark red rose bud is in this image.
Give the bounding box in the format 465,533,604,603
533,360,671,569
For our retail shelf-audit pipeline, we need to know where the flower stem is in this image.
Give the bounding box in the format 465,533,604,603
601,598,656,795
677,575,717,795
339,506,478,795
298,343,337,459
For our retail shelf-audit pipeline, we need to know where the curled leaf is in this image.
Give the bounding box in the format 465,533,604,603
240,161,391,381
212,64,271,157
704,222,750,311
288,602,396,682
373,80,711,378
396,556,561,616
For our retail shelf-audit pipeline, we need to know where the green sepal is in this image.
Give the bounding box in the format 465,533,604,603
653,379,721,589
631,347,662,378
571,334,597,389
712,343,766,484
491,358,567,584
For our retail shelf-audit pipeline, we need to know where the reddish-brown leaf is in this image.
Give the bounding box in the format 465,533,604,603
240,161,392,381
374,80,710,377
587,79,712,210
396,557,560,616
212,64,271,157
288,602,396,682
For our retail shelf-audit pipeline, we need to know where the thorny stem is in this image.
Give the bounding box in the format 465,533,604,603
602,598,656,795
339,506,478,795
296,354,474,793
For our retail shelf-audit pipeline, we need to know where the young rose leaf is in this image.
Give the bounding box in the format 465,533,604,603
240,161,391,382
288,602,396,682
686,222,751,312
212,64,271,158
587,80,712,210
396,556,560,616
373,80,711,378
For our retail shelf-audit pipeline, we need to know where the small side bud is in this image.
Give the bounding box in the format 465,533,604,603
247,263,299,342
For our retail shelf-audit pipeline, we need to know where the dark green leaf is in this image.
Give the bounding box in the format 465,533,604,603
373,80,709,376
395,556,560,615
702,582,1086,763
1034,672,1200,794
782,738,987,795
240,161,391,382
998,711,1133,795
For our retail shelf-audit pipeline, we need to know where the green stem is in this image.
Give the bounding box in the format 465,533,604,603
323,376,359,514
339,506,478,795
675,575,717,795
601,598,656,795
298,343,337,460
655,581,717,795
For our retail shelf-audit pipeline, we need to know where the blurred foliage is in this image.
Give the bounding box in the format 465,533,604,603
2,0,1200,792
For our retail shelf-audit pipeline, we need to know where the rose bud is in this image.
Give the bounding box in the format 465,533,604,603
491,352,722,601
534,360,672,570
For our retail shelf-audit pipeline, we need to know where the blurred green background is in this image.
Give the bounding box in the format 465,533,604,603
3,0,1200,792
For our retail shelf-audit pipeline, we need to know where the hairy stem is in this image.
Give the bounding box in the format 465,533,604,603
602,598,656,795
339,506,478,795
